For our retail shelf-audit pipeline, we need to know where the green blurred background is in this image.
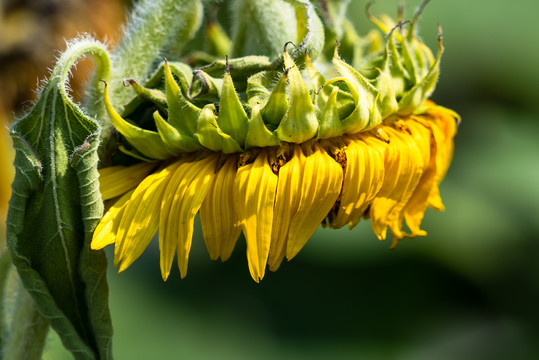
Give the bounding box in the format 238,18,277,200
2,0,539,359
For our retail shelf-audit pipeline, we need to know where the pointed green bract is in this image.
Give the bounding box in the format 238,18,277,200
219,71,249,146
104,82,173,160
164,61,200,136
196,104,243,154
318,87,343,139
6,39,113,360
276,51,319,143
245,105,281,148
332,48,382,133
190,70,223,102
304,53,330,107
169,62,194,95
261,72,288,127
154,111,202,154
126,79,168,113
398,34,444,115
373,30,405,118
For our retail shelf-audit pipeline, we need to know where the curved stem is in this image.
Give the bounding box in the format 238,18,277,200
3,281,50,360
52,38,112,125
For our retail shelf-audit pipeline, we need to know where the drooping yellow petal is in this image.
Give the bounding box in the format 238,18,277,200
114,161,181,271
418,118,446,211
385,123,426,246
286,143,343,260
349,135,386,228
426,106,458,210
200,155,241,262
268,145,304,271
158,156,193,279
331,135,385,229
234,149,278,282
369,124,426,247
430,106,457,176
98,162,157,201
160,154,218,280
92,189,134,250
401,120,435,237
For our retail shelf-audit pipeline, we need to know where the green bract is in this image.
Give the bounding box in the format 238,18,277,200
105,14,443,160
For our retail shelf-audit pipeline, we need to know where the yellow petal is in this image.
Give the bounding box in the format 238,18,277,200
268,145,303,271
430,106,457,180
234,149,278,282
349,135,386,228
331,135,385,229
200,155,241,262
286,143,343,260
99,162,157,201
369,125,426,247
422,118,446,211
158,156,193,279
402,120,435,237
91,189,134,250
426,106,458,209
114,161,181,271
160,154,218,280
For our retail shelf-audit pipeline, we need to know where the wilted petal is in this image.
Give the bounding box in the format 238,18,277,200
200,155,242,262
234,149,278,282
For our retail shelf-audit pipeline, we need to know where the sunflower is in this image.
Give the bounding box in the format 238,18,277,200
92,13,458,282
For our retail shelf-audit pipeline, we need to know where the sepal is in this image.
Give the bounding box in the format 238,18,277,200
245,105,281,148
276,50,319,143
196,104,243,154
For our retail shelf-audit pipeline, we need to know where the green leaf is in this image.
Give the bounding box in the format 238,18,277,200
6,39,113,360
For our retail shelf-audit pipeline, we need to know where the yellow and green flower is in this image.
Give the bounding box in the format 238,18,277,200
92,12,458,282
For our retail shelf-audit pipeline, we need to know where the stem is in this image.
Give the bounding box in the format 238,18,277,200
3,281,50,360
52,37,112,133
109,0,203,108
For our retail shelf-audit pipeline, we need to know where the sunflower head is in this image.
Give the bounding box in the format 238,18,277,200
93,4,459,282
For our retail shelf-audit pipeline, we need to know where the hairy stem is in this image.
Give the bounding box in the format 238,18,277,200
109,0,203,109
